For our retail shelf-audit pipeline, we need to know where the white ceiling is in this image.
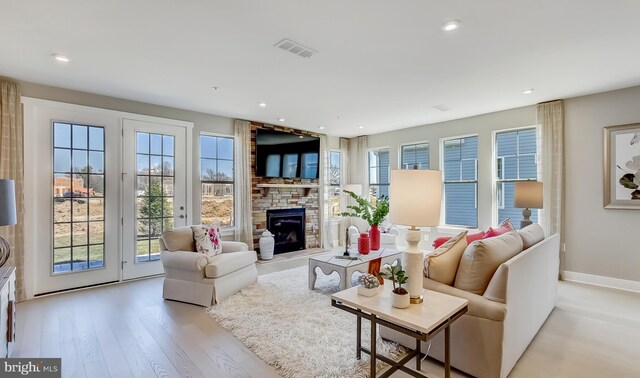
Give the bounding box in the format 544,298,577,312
2,0,640,137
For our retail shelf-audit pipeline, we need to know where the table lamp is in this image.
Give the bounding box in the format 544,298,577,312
390,170,442,304
514,181,543,229
0,179,17,267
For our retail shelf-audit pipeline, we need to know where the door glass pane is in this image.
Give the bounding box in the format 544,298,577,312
53,122,105,273
136,131,175,263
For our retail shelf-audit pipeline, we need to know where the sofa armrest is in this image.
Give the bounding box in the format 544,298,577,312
221,241,249,253
501,234,560,377
424,278,506,321
160,251,208,271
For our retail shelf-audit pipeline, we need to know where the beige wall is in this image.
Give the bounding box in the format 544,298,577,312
366,85,640,284
564,85,640,282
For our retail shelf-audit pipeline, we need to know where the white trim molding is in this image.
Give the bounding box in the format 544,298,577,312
562,271,640,293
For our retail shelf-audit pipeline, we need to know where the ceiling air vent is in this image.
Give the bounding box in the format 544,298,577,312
274,38,317,58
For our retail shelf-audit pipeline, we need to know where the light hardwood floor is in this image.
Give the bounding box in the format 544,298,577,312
15,257,640,378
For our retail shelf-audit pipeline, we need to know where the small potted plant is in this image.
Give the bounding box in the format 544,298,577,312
357,273,381,297
378,265,410,309
340,190,390,250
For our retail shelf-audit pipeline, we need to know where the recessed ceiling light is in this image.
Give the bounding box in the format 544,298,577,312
277,118,285,122
318,126,325,130
358,125,364,129
441,20,460,32
258,102,267,107
52,54,70,63
299,135,304,139
522,89,535,95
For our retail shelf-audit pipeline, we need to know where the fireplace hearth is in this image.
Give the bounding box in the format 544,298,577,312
266,208,306,254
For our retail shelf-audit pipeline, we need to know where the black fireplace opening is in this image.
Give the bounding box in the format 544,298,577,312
266,208,306,254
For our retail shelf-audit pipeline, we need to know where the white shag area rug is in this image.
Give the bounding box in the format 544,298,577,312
207,266,406,378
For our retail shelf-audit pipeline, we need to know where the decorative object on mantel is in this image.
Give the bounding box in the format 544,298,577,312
604,123,640,209
357,273,381,297
514,181,544,228
357,233,370,255
0,180,17,267
390,169,442,304
259,230,275,260
340,189,389,250
377,265,409,308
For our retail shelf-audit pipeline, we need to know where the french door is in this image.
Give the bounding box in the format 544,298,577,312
122,119,188,280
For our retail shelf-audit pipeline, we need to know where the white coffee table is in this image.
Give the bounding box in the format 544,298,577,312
308,248,402,291
332,284,468,378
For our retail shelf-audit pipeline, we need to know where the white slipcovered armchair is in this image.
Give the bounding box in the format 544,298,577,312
159,226,258,307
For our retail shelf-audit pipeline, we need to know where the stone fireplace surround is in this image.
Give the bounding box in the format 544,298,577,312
250,122,320,253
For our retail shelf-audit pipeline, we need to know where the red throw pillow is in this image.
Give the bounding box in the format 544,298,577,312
432,231,485,249
483,218,515,239
466,231,485,244
432,236,451,249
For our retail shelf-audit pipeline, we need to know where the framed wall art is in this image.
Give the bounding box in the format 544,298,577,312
604,123,640,209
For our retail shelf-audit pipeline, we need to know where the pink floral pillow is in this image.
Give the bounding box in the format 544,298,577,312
191,223,222,257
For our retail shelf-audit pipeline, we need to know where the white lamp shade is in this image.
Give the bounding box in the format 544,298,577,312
514,181,543,209
390,170,442,227
343,184,362,196
0,179,17,226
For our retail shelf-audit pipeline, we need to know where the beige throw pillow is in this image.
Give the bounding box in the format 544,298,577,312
454,231,523,295
424,231,468,285
518,223,545,250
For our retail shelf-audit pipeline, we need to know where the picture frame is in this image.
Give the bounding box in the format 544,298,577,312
603,123,640,209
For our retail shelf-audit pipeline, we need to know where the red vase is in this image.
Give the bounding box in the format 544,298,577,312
369,225,381,250
358,233,370,255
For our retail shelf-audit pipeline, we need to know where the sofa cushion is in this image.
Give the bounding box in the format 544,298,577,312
454,231,523,295
424,277,506,321
424,231,467,285
161,227,196,252
518,223,545,250
483,264,508,303
204,251,257,278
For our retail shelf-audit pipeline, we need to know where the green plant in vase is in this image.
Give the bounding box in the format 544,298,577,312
339,190,389,250
378,265,410,308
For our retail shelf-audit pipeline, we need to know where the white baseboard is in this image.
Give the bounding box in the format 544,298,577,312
561,271,640,293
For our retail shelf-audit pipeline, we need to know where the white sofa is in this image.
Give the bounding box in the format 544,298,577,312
159,226,258,307
380,231,560,378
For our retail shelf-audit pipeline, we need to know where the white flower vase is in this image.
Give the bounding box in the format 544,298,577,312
391,291,410,309
357,285,380,297
259,230,275,260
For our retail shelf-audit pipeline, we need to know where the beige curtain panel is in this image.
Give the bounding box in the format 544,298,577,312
0,79,25,301
538,100,565,271
233,120,254,249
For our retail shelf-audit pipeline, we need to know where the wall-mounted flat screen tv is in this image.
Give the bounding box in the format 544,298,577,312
255,129,320,179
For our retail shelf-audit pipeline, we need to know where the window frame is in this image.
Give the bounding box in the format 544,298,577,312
198,132,236,229
440,134,479,229
492,126,540,227
399,140,430,170
368,147,391,200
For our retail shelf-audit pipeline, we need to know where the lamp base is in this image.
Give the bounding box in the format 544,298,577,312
521,208,533,229
0,236,10,267
410,295,423,304
403,227,424,305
